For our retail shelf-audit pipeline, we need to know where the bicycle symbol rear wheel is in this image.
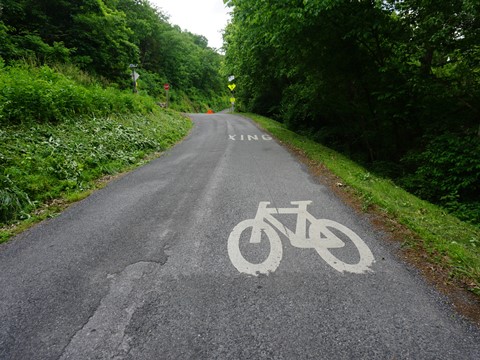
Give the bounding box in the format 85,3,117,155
309,219,375,273
227,219,283,276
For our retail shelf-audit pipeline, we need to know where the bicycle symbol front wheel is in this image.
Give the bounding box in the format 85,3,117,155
309,219,375,273
227,219,283,276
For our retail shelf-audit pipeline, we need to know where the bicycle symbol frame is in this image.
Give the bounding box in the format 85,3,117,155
227,201,375,275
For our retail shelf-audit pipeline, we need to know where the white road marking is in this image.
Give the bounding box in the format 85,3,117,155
227,201,375,275
228,134,272,141
227,219,283,276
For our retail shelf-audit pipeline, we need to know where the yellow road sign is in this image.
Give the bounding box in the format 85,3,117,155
230,97,236,104
228,84,236,91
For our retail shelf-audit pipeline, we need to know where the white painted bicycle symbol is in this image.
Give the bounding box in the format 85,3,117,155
227,201,375,275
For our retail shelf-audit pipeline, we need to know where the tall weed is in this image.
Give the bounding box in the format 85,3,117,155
0,63,156,124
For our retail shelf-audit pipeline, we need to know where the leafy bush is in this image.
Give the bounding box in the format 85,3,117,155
400,133,480,225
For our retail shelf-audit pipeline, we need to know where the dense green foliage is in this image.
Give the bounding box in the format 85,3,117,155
224,0,480,225
1,100,191,227
0,0,227,109
0,0,227,229
0,62,156,124
0,60,192,226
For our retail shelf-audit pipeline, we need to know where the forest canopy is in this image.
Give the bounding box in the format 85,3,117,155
223,0,480,225
0,0,225,99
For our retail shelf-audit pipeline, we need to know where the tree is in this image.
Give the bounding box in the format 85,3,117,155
0,0,226,105
224,0,480,222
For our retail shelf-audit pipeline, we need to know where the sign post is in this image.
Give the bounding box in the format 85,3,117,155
129,64,139,93
164,83,170,108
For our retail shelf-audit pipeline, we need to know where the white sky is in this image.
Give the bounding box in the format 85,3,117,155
149,0,231,51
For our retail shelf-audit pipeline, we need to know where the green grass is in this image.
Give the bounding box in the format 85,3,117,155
0,62,158,125
245,113,480,295
0,109,192,242
0,60,224,243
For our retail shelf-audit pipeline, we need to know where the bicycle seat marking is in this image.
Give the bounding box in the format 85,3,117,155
227,201,375,276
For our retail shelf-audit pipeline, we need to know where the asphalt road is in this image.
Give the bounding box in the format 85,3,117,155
1,113,479,359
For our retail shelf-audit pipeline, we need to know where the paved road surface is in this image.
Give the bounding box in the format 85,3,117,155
1,113,479,359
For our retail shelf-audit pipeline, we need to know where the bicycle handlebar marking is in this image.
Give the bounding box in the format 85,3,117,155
227,201,375,276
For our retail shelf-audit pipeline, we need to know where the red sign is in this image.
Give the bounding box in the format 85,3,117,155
164,83,170,91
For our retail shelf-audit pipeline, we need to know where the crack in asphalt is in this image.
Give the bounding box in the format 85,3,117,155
59,261,166,360
57,295,104,360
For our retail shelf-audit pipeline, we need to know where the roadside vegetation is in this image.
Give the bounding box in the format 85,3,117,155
0,0,228,241
224,0,480,227
0,0,228,112
0,111,191,243
0,61,192,242
247,113,480,296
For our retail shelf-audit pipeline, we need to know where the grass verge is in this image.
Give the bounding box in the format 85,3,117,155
245,113,480,297
0,109,192,243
